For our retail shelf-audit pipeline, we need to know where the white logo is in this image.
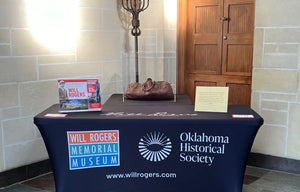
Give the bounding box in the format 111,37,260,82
138,132,172,162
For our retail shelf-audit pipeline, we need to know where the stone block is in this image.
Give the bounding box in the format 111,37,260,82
157,29,165,54
163,29,177,53
264,44,299,54
265,28,300,43
138,30,158,53
80,0,116,9
261,92,297,102
278,44,299,54
263,55,298,69
0,57,37,83
12,30,73,56
251,125,286,157
252,69,298,93
261,100,288,111
0,0,27,27
261,109,287,126
79,7,101,30
163,57,177,84
39,63,101,80
251,91,260,113
0,29,9,43
139,57,164,82
3,117,36,145
264,44,277,54
102,61,122,82
77,31,121,61
0,107,20,120
0,84,18,108
255,0,300,27
4,139,48,170
0,45,10,56
19,81,58,116
253,28,264,68
140,0,164,29
38,55,75,64
80,0,101,7
102,9,122,30
101,81,122,102
287,103,300,159
262,109,288,126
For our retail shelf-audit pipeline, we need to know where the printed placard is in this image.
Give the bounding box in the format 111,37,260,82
58,78,102,112
67,130,120,170
194,86,229,113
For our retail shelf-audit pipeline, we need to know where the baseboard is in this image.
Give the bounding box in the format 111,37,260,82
247,152,300,174
0,159,52,188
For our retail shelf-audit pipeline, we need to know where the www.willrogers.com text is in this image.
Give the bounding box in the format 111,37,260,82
106,172,177,179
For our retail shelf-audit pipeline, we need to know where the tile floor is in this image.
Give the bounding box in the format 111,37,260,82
0,166,300,192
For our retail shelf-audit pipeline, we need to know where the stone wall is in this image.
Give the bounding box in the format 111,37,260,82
0,0,123,172
251,0,300,160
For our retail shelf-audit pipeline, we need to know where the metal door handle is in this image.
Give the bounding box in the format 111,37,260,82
220,17,228,21
223,36,228,40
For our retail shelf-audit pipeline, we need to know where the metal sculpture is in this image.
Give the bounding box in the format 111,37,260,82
121,0,150,83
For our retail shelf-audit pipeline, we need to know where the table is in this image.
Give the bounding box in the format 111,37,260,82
34,94,263,192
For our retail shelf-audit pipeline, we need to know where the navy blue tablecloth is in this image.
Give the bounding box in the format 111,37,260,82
34,94,263,192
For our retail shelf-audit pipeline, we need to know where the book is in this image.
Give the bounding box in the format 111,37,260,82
58,78,102,112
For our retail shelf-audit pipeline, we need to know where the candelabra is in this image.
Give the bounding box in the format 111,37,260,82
121,0,150,83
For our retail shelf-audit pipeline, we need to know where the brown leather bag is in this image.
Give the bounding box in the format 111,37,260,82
125,78,174,100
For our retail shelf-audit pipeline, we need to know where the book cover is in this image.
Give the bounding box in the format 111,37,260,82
58,78,101,112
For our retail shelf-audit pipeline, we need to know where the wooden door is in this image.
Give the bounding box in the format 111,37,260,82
178,0,255,106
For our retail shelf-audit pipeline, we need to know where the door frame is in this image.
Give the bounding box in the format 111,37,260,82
176,0,254,98
177,0,187,94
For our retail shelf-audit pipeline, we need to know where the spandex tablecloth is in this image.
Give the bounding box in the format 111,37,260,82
34,94,263,192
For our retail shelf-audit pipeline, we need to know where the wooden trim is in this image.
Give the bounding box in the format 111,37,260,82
177,0,187,94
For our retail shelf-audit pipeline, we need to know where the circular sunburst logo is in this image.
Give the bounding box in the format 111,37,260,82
138,132,172,162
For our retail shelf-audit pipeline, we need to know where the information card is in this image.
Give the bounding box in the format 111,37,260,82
194,86,229,113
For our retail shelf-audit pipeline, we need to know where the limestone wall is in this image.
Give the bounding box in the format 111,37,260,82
0,0,123,172
251,0,300,160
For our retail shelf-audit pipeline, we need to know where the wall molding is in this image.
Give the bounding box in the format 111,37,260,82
247,152,300,174
0,159,51,188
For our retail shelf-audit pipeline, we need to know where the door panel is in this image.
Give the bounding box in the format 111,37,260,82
222,0,254,76
194,44,219,73
227,4,254,33
226,44,253,74
195,6,220,33
187,73,251,102
227,83,251,105
186,0,223,74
